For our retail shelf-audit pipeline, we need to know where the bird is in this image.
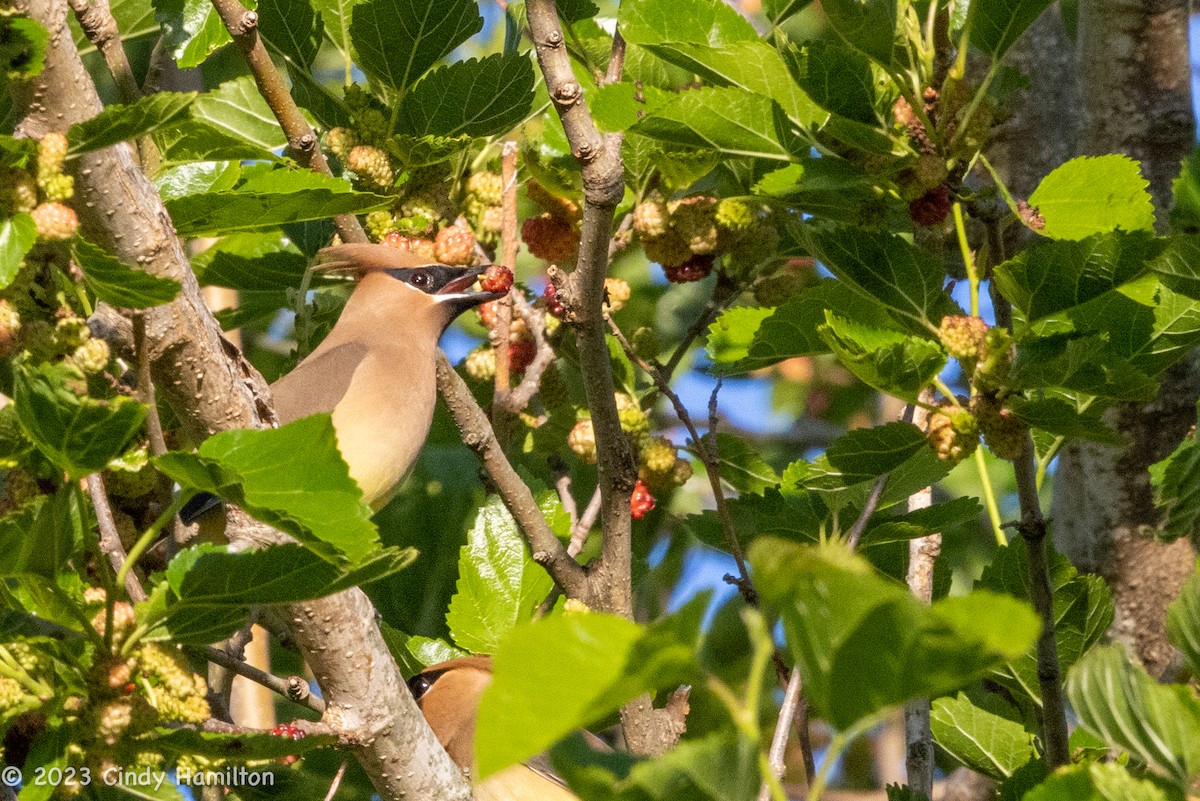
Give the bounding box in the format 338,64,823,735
409,656,582,801
181,243,505,521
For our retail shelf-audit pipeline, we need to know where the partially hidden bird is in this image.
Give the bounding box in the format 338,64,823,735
409,656,583,801
181,243,507,521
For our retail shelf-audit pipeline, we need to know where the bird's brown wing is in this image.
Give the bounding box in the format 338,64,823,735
270,341,369,423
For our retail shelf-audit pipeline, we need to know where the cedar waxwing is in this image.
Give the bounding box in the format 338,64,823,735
182,244,503,521
409,656,582,801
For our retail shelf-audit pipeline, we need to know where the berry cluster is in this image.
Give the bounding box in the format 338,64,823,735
522,183,582,264
631,192,778,283
971,394,1027,461
925,403,979,466
1,133,79,241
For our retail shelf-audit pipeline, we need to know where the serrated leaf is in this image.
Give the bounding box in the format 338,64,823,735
476,611,696,780
707,432,779,494
1006,396,1122,444
1169,148,1200,234
153,119,282,166
762,0,812,24
755,159,889,223
1009,334,1157,401
155,414,380,564
256,0,322,67
786,38,877,125
1027,155,1155,240
930,693,1036,779
618,0,757,48
67,92,196,156
631,86,801,161
395,53,535,139
820,0,897,65
190,75,290,153
190,231,308,291
154,160,241,200
751,540,1041,731
13,362,147,480
706,306,774,368
311,0,359,57
1149,235,1200,300
1067,645,1200,787
1,17,48,83
1154,428,1200,542
164,165,391,236
154,0,240,68
1166,566,1200,678
0,486,85,579
993,231,1159,321
979,537,1114,710
825,423,928,484
0,213,37,290
349,0,482,93
968,0,1055,60
820,312,947,402
1023,762,1182,801
72,238,181,309
445,495,555,654
801,223,960,330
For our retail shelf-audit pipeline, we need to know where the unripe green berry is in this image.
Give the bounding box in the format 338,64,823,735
715,198,754,233
925,404,979,465
37,132,68,176
567,419,597,464
324,127,358,161
71,338,110,374
365,210,398,242
39,172,74,203
466,171,503,207
463,345,496,382
632,194,668,239
938,315,989,363
668,196,720,255
346,145,393,189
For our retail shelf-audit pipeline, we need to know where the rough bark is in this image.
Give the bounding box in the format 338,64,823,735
1050,0,1198,678
11,3,470,797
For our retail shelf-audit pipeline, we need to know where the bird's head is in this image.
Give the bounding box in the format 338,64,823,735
314,244,506,329
407,655,494,769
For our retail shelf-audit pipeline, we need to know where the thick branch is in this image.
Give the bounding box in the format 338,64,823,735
208,0,365,244
436,351,593,602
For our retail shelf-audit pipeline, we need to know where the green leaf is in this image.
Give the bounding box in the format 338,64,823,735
819,312,947,402
155,414,380,564
550,732,760,801
164,165,391,236
762,0,812,24
1023,763,1182,801
1169,148,1200,234
190,75,290,153
930,693,1036,780
993,231,1158,321
349,0,482,93
476,612,695,779
751,541,1041,731
1027,156,1155,240
801,223,960,330
71,0,157,53
0,17,49,84
618,0,757,48
0,486,85,578
311,0,359,58
968,0,1055,60
154,160,241,200
1067,645,1200,787
705,306,775,368
709,432,779,494
445,495,555,654
13,362,148,480
152,725,337,760
395,53,535,139
786,39,877,125
67,93,196,156
72,238,181,309
154,0,241,68
1006,396,1122,445
0,213,37,290
1009,334,1157,401
631,86,800,161
825,423,928,484
820,0,896,65
256,0,322,67
978,537,1114,710
153,119,282,166
1166,566,1200,678
756,160,890,224
190,232,308,291
1149,235,1200,300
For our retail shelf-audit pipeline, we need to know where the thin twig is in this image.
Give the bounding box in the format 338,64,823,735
188,644,326,715
324,762,349,801
67,0,139,102
554,470,578,526
86,474,146,602
662,278,738,377
757,666,804,801
436,350,592,602
503,294,556,412
492,142,519,438
207,0,365,245
845,477,887,550
568,486,602,557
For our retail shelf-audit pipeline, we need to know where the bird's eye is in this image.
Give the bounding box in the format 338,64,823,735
409,270,431,290
407,673,434,699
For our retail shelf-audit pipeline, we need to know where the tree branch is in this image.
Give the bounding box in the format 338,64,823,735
86,474,146,602
187,643,325,715
436,350,593,602
207,0,366,245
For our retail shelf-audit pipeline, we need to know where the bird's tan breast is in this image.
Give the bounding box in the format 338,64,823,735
474,765,580,801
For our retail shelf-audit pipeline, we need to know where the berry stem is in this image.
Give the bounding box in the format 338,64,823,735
973,448,1007,545
952,202,980,318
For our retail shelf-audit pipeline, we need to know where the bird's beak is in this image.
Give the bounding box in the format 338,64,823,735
435,264,506,310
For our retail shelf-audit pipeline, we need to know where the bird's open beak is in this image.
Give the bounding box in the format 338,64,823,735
435,265,506,307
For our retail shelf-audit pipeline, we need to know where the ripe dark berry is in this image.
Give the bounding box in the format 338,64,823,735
544,282,565,318
271,723,306,740
909,185,951,227
630,480,656,520
509,339,536,374
663,253,715,283
480,264,514,294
